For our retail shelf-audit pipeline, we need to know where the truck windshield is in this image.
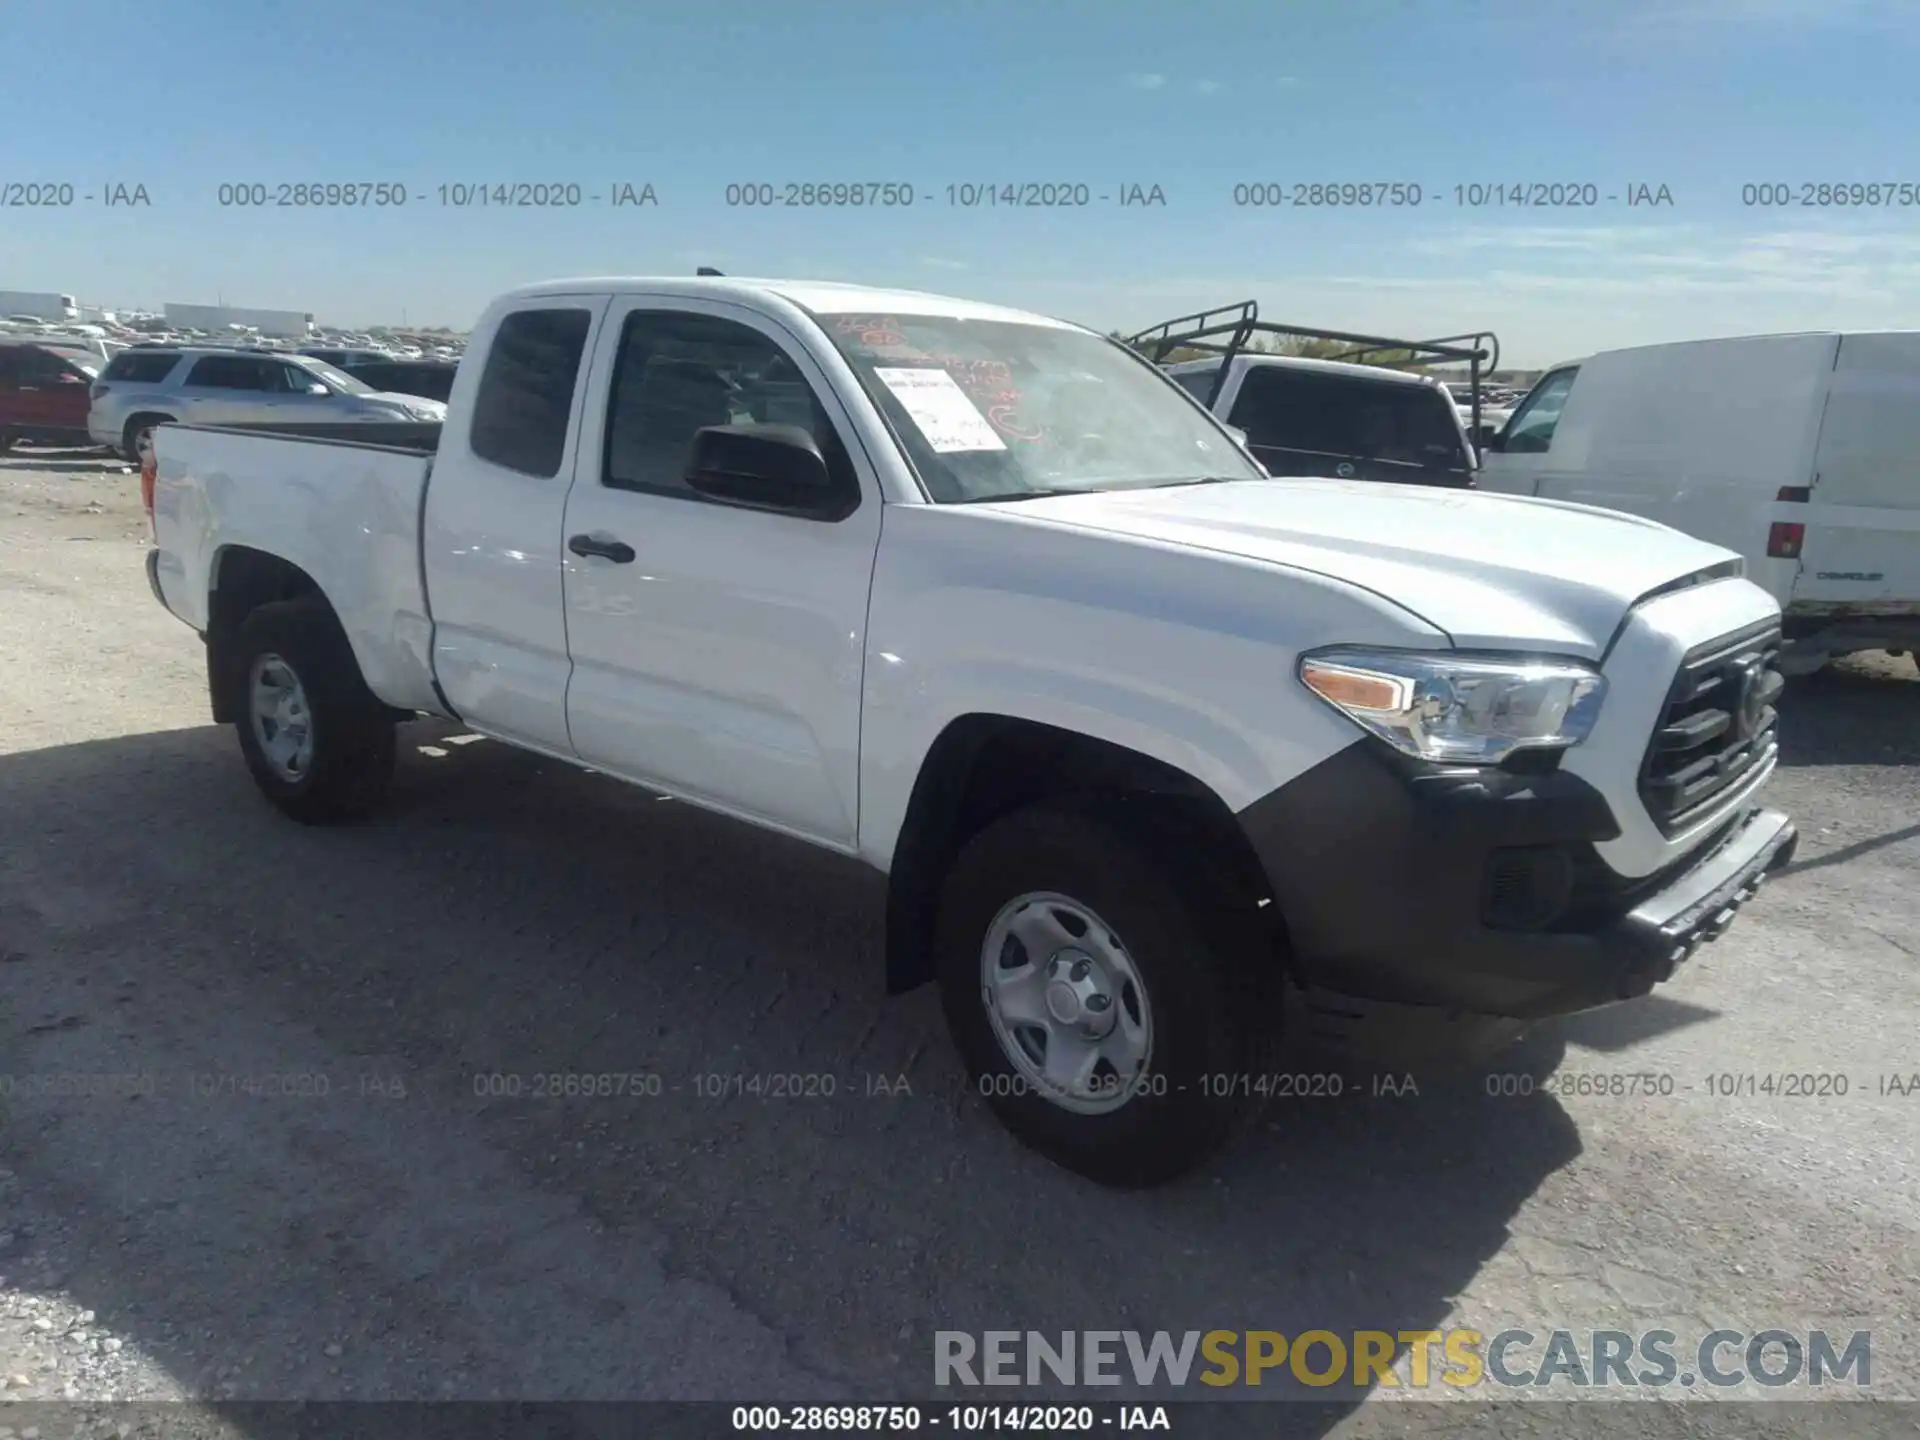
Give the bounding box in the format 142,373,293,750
815,312,1265,503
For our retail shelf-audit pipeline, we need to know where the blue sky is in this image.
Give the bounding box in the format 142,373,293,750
2,0,1917,365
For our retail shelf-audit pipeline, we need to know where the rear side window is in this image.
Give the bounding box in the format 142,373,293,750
1231,366,1465,465
102,350,180,383
469,308,592,477
1170,367,1221,406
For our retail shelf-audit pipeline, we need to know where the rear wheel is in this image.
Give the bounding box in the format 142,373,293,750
0,428,15,454
229,598,396,823
122,415,169,464
934,805,1275,1187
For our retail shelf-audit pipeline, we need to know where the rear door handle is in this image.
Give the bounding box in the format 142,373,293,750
568,533,636,564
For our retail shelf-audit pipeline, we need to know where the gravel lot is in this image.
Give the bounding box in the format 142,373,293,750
0,452,1916,1437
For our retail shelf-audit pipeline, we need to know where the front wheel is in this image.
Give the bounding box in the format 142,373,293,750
934,805,1276,1187
230,599,396,823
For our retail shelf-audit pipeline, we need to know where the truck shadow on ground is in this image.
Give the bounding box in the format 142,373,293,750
0,723,1586,1429
1776,657,1919,770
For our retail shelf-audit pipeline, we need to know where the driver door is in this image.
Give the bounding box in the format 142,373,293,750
559,298,882,849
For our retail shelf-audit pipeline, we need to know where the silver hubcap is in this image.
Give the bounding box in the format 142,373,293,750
248,653,315,781
980,892,1153,1115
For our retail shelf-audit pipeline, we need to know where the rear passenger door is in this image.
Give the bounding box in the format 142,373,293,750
0,347,28,433
176,355,281,426
558,298,881,848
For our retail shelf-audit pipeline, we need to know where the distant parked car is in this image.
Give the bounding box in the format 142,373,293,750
337,358,458,403
89,347,447,461
0,341,99,451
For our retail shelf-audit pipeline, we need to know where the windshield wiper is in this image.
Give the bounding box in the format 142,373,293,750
957,476,1250,505
1148,475,1243,489
954,486,1100,505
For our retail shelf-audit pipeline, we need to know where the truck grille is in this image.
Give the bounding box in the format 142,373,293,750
1638,620,1783,834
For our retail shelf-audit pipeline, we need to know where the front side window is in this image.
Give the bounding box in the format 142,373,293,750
602,309,856,503
1502,367,1579,454
469,308,592,478
815,312,1262,503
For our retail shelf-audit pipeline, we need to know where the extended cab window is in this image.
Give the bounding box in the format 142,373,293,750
469,308,592,478
1502,366,1579,453
1230,366,1465,467
603,310,856,503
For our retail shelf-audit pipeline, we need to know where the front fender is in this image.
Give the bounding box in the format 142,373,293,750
856,504,1446,870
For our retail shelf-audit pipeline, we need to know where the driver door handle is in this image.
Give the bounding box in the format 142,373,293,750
569,533,636,564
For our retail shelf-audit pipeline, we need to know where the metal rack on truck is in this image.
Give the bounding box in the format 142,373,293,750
1126,300,1501,437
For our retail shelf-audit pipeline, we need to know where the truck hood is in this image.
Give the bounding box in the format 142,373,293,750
993,478,1743,658
359,391,446,416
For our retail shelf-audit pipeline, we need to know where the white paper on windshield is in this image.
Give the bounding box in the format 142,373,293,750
873,367,1007,452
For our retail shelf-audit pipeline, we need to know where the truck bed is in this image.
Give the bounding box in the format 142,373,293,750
149,420,446,716
173,418,444,454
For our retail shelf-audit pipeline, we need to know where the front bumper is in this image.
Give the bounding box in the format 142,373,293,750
1236,739,1796,1054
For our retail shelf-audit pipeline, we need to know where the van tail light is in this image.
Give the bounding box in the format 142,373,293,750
1767,521,1804,559
1776,485,1810,503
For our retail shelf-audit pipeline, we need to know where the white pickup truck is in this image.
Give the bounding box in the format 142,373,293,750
143,275,1798,1186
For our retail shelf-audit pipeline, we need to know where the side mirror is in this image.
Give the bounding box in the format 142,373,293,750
305,382,329,395
1474,423,1503,451
1222,423,1249,448
684,423,846,518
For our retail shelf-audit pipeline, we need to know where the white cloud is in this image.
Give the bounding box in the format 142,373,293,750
1195,79,1224,96
1125,72,1166,90
1274,76,1301,87
918,257,969,271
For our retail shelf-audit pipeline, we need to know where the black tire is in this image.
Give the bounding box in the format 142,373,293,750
122,414,170,464
934,804,1277,1187
0,428,15,454
228,598,396,823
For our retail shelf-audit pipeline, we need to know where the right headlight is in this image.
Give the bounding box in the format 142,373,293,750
1298,647,1607,765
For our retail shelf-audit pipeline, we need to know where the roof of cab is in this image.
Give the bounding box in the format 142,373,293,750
1164,353,1440,387
497,276,1082,329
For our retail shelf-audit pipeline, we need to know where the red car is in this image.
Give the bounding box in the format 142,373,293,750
0,341,98,452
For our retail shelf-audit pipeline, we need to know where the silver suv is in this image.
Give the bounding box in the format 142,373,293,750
89,347,447,460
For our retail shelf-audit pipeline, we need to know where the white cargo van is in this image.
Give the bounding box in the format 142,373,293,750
1477,332,1920,672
